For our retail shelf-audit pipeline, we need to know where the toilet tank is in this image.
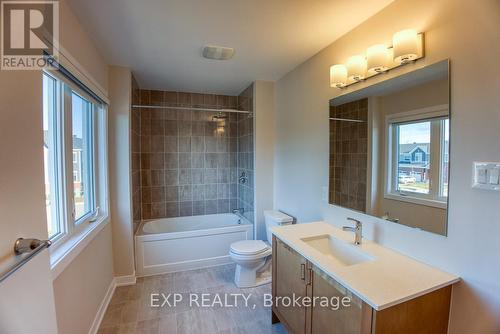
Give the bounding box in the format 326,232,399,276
264,210,293,243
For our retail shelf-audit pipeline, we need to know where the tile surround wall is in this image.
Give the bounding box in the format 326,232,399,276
329,98,368,212
131,86,254,223
237,84,255,223
131,76,141,232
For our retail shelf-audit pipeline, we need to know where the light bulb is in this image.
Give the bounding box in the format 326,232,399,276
347,55,367,81
393,29,418,64
330,64,347,88
367,44,389,73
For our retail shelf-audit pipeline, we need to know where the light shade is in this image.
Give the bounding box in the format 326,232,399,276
367,44,389,73
330,64,347,88
347,55,367,81
393,29,418,64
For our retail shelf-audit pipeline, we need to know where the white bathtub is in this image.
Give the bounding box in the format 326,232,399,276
135,213,253,276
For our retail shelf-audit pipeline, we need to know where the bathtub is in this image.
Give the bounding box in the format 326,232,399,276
135,213,253,276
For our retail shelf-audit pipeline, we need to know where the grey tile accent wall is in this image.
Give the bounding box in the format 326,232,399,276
237,84,255,223
137,90,241,219
329,98,368,212
131,76,141,233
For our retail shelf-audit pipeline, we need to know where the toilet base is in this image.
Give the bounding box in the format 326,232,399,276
234,258,272,288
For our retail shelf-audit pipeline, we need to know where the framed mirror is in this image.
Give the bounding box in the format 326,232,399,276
329,60,450,235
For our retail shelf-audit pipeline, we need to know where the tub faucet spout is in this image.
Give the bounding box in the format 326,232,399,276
232,208,245,217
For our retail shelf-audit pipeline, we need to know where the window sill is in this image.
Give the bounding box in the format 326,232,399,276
50,215,109,280
384,193,447,209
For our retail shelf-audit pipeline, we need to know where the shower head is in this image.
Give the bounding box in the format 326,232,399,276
212,112,228,122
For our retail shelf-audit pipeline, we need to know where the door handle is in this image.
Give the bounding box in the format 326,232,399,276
300,263,306,281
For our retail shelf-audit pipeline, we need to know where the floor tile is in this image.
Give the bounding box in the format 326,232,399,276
99,265,287,334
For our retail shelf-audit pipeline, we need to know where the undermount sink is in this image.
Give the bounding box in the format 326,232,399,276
301,234,375,266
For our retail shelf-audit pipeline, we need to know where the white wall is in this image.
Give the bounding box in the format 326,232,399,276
253,81,276,240
108,66,135,277
274,0,500,332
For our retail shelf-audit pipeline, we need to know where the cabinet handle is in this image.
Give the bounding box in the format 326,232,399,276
300,263,306,281
307,268,313,286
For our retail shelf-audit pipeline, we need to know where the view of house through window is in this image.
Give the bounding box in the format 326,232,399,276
391,117,449,201
396,121,431,194
72,93,94,221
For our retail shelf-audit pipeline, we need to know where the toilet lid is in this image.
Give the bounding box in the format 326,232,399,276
230,240,270,255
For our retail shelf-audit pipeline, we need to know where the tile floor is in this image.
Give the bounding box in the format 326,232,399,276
98,264,287,334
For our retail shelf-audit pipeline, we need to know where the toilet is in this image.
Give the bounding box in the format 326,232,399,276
229,210,293,288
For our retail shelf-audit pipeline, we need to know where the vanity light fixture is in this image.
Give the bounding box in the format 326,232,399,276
330,29,424,89
347,55,367,81
330,64,348,88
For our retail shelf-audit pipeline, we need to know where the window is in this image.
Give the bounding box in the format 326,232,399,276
42,71,107,243
386,106,449,206
71,93,94,222
43,74,61,239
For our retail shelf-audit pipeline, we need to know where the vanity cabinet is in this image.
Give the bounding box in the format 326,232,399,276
273,237,309,333
310,267,372,334
272,236,452,334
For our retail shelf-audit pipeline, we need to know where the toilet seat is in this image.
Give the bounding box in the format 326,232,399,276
230,240,270,256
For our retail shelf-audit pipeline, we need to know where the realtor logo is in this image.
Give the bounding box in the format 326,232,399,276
1,0,59,70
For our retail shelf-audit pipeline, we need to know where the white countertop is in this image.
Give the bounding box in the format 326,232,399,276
272,221,460,311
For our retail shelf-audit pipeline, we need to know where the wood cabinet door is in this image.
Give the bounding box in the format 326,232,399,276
310,266,372,334
274,238,309,334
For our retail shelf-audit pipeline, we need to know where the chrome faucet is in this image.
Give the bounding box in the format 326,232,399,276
342,218,363,245
232,208,245,216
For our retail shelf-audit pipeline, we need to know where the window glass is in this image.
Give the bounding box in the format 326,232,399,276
396,121,431,194
441,119,450,197
72,93,94,221
43,74,60,239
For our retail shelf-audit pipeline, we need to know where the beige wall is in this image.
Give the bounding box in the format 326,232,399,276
108,66,135,277
60,0,108,93
0,69,59,333
52,1,114,333
275,0,500,332
253,81,276,240
53,225,114,334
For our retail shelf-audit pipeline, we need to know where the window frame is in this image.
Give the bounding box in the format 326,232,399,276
67,88,97,226
43,73,66,241
384,105,449,209
42,70,108,248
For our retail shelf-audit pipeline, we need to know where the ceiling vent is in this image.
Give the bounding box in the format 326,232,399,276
202,45,235,60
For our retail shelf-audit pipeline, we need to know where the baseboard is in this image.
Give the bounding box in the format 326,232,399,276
88,271,137,334
137,256,233,277
115,271,137,286
88,277,116,334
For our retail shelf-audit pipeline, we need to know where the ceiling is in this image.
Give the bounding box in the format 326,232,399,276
67,0,394,95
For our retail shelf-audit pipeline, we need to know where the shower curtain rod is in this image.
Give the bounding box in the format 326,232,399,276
132,104,252,114
329,117,365,123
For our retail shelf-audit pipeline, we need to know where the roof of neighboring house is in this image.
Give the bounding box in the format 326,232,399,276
399,143,430,154
73,136,83,150
44,131,83,150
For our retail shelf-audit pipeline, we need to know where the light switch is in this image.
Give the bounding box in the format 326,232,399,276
473,162,500,191
477,167,488,184
489,167,499,185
